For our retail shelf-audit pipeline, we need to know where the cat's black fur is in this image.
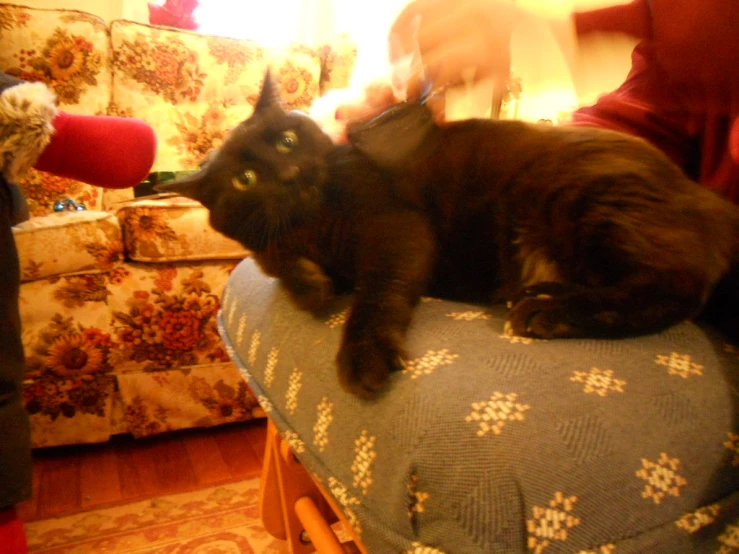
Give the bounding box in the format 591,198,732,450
158,73,739,397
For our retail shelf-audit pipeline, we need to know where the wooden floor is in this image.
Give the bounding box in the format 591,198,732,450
16,418,268,523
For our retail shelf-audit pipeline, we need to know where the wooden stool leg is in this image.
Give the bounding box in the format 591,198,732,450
259,419,348,553
295,497,345,554
310,480,368,554
259,420,287,540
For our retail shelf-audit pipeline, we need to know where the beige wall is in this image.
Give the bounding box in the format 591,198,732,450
17,0,149,23
509,0,638,121
18,0,121,21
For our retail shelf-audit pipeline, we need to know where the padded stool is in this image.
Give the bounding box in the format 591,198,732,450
219,258,739,553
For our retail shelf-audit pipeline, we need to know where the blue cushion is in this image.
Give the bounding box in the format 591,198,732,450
219,258,739,553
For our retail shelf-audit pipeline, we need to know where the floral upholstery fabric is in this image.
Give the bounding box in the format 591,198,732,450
0,5,110,111
1,2,357,447
221,258,739,554
110,21,268,172
19,259,254,447
116,197,248,262
16,172,106,218
111,20,325,172
318,33,358,95
0,4,112,216
13,210,123,281
117,362,258,438
108,261,239,373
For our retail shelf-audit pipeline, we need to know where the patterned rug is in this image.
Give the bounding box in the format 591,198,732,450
25,478,290,553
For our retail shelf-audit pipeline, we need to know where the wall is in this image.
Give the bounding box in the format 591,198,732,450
17,0,123,22
333,0,408,88
571,0,639,107
508,0,638,121
17,0,152,23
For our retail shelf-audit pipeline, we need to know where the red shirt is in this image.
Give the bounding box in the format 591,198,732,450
570,0,739,203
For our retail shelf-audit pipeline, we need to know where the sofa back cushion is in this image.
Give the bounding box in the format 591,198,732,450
116,196,249,262
0,3,357,214
13,210,123,282
0,3,113,216
0,4,111,113
110,20,325,173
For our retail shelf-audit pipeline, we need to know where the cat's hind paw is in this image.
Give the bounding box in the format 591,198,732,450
507,296,577,339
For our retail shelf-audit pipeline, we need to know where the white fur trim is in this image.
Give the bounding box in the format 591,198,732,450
0,81,58,181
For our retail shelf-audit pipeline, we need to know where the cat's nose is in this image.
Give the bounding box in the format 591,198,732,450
280,165,300,184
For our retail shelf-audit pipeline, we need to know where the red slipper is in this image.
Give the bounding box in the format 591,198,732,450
0,508,28,554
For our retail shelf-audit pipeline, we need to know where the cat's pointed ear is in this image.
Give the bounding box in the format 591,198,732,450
153,169,205,200
346,100,437,172
255,68,282,111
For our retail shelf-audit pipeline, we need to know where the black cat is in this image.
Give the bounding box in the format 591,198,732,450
158,73,739,397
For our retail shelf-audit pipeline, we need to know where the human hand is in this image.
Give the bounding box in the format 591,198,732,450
388,0,526,103
311,80,398,144
335,80,397,126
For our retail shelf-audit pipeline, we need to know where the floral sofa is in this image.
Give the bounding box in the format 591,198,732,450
0,2,356,448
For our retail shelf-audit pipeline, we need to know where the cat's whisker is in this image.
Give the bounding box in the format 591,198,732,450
279,209,294,241
238,208,271,250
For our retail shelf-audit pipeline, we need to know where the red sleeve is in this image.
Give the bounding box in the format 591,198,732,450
573,0,651,41
573,0,739,115
647,0,738,86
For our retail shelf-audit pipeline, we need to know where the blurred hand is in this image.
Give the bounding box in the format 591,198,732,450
319,0,529,137
389,0,526,102
328,80,398,143
335,80,397,124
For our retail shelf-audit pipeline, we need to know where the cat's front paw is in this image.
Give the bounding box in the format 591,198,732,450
287,258,335,313
336,331,406,398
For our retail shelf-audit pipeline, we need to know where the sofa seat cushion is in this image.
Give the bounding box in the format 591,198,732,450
19,258,259,448
116,197,249,262
218,258,739,554
115,361,259,438
13,210,123,282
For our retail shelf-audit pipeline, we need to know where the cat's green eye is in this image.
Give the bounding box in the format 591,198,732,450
232,169,257,190
276,130,299,153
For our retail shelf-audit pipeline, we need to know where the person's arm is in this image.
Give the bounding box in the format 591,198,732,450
572,0,738,113
573,0,651,41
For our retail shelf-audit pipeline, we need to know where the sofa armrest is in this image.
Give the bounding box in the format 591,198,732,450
13,211,124,283
116,197,250,263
